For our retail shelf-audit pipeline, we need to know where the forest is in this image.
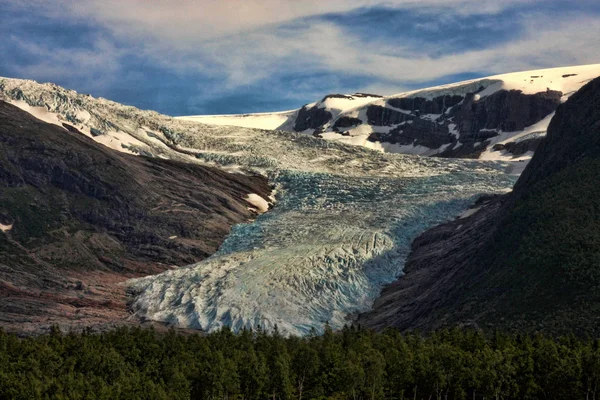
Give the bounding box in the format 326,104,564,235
1,325,599,400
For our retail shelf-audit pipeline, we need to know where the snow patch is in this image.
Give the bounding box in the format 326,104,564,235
8,99,65,128
319,94,380,113
448,123,459,139
0,223,13,232
90,129,147,155
479,113,555,163
246,193,269,213
458,207,480,219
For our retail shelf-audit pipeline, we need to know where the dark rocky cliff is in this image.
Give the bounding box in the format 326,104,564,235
373,89,561,154
359,76,600,335
290,88,563,158
0,101,271,333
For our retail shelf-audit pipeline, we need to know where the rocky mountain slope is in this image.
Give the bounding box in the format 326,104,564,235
0,73,521,335
0,100,271,333
8,68,599,335
358,75,600,335
180,65,600,170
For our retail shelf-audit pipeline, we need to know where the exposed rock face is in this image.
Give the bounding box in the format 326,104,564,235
332,116,363,132
366,105,414,126
492,137,544,156
386,94,464,115
359,76,600,335
288,84,564,158
386,119,455,149
357,90,561,155
436,142,488,159
357,195,505,332
0,101,271,333
293,104,333,132
449,89,562,139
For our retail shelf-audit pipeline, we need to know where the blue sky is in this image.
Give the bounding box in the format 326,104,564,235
1,0,599,116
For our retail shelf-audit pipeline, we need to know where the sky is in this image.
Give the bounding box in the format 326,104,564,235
1,0,599,116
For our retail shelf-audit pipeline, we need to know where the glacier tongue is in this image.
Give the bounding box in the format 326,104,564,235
130,165,516,335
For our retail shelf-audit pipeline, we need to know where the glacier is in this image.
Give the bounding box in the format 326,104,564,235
128,148,516,335
0,76,517,335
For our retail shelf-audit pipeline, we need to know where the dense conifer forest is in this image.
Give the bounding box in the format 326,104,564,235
1,326,599,399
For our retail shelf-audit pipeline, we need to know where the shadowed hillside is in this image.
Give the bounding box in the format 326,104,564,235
360,76,600,335
0,101,271,333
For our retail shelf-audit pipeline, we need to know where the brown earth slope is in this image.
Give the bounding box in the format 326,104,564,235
0,101,271,334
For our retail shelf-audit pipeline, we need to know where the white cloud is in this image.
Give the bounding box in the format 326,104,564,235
159,13,600,92
6,34,123,90
15,0,535,45
7,0,600,105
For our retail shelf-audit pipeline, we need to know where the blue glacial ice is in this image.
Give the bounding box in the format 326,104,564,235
129,144,517,335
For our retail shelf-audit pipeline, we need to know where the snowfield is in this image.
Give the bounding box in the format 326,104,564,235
0,75,518,335
177,109,296,130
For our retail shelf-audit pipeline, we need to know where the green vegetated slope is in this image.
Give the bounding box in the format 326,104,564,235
458,76,600,334
470,159,600,332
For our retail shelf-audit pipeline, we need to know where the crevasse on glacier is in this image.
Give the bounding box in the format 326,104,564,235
0,77,517,336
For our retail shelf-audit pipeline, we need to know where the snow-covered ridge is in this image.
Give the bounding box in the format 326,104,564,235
178,64,600,171
387,64,600,100
179,64,600,129
314,93,383,114
177,109,297,130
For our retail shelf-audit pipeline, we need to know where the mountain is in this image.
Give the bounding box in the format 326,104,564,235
4,66,598,336
180,64,600,172
0,100,271,333
0,75,518,335
358,75,600,335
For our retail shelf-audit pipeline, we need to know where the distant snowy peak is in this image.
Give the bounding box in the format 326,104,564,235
391,64,600,100
180,64,600,166
292,64,600,163
283,93,384,133
177,109,297,130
